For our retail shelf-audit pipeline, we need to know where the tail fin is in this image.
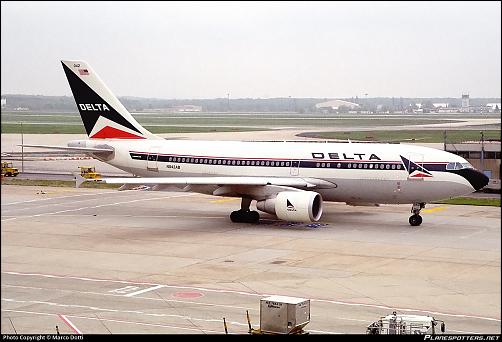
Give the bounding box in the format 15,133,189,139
61,60,161,140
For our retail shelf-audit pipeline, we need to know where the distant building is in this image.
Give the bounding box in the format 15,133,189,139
433,103,449,108
1,98,6,107
315,99,360,113
171,105,202,112
461,94,470,112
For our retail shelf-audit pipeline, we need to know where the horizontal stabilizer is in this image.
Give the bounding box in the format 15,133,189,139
20,144,114,154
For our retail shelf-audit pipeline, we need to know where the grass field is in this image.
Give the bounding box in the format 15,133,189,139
1,178,120,189
2,111,461,132
433,197,500,207
0,123,269,134
301,130,501,143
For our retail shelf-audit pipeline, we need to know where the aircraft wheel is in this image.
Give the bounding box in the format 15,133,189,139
230,210,260,223
247,211,260,224
230,210,242,223
409,214,422,226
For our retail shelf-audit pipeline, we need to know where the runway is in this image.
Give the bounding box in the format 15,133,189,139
1,185,500,334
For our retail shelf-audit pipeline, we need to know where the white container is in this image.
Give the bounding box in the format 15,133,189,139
260,295,310,334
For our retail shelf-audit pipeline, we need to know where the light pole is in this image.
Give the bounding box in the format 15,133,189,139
480,131,485,172
227,93,230,112
21,122,24,173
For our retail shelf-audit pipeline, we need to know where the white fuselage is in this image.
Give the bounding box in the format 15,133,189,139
76,139,477,204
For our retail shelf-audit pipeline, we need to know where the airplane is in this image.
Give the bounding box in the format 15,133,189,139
23,60,489,226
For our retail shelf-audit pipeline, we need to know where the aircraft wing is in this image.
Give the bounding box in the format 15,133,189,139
94,176,336,188
79,175,336,200
20,144,114,154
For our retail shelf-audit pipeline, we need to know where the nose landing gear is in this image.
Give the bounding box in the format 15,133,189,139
409,202,425,226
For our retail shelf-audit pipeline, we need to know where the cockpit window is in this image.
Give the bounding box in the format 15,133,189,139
446,162,473,170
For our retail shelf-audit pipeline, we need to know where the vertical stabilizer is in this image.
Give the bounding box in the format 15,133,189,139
61,60,161,140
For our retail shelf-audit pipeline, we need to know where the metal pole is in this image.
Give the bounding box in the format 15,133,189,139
443,130,446,151
21,122,24,173
227,93,230,112
480,131,484,171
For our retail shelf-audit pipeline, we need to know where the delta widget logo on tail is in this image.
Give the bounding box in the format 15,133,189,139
62,62,145,139
400,155,433,178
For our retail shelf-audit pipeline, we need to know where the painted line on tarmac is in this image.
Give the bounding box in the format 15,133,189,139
2,309,220,334
124,285,165,297
32,214,225,219
3,270,500,323
422,207,447,214
210,197,240,203
0,193,195,222
2,190,120,206
58,314,82,335
2,298,251,331
1,189,160,213
2,284,256,311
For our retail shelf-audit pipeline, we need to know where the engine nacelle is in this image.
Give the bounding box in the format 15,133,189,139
256,191,323,222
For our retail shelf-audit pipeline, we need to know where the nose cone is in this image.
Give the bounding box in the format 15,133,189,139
457,168,490,191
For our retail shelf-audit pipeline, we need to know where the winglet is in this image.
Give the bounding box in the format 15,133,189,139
75,174,87,188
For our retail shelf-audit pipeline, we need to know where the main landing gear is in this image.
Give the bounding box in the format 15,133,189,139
409,202,425,226
230,198,260,224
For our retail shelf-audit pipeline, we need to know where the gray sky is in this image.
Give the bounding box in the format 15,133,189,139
1,1,500,99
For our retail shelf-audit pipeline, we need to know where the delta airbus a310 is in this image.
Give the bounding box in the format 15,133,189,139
23,60,489,226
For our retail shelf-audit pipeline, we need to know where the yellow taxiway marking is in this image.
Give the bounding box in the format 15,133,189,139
422,206,447,214
210,197,240,204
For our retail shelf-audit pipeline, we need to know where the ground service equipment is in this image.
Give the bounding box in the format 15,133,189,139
1,161,19,177
79,166,101,179
366,312,445,335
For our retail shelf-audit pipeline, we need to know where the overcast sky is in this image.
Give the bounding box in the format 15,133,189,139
1,1,500,99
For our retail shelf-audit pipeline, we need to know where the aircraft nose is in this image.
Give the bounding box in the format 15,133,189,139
465,168,490,191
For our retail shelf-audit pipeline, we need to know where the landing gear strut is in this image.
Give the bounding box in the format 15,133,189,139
230,198,260,224
409,202,425,226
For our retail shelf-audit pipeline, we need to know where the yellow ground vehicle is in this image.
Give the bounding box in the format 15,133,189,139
1,161,19,177
79,166,101,179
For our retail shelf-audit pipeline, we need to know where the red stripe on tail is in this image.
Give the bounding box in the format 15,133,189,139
90,126,145,139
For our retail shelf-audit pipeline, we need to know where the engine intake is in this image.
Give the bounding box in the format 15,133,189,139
256,191,323,222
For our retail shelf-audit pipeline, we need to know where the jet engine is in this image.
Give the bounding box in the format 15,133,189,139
256,191,323,222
